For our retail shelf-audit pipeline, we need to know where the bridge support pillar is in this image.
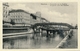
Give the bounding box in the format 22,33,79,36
46,30,51,37
32,28,37,39
39,28,42,36
59,30,65,38
52,30,56,38
46,30,48,37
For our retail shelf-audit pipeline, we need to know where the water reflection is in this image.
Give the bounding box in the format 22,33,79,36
3,33,64,49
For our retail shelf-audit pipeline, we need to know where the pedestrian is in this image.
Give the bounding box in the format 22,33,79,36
70,30,73,36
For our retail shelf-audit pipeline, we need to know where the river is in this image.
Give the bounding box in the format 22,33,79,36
3,33,63,49
3,29,77,49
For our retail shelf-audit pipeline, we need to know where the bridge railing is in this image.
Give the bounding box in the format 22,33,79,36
32,22,74,31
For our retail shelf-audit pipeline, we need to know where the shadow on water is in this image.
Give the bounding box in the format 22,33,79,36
3,36,28,49
3,32,66,49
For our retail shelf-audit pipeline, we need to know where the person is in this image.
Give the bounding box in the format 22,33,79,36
70,29,73,36
59,30,64,38
68,29,73,39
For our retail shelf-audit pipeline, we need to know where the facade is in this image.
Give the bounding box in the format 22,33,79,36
30,13,42,25
3,3,11,25
4,7,49,26
30,12,49,25
41,18,49,23
9,9,31,26
36,12,43,23
36,12,41,17
3,3,49,27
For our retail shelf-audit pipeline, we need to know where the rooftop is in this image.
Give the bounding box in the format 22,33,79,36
9,9,30,14
3,3,9,7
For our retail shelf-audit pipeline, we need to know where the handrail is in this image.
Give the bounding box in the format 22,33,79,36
32,22,74,29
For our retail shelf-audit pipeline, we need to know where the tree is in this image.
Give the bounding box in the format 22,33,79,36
30,14,36,19
10,19,15,25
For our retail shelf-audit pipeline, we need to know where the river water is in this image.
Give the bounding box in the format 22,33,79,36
3,33,63,49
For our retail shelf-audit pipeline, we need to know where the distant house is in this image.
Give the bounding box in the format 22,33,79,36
4,7,49,27
9,9,31,26
30,12,49,25
3,3,11,25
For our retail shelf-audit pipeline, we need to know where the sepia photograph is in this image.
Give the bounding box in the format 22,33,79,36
3,2,78,49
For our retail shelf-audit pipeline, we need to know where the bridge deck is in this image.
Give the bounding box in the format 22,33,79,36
32,22,74,29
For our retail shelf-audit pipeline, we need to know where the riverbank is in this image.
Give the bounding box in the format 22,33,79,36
3,29,33,39
65,29,78,48
3,26,31,34
57,29,78,48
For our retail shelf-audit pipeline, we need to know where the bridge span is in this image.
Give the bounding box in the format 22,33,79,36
31,22,74,38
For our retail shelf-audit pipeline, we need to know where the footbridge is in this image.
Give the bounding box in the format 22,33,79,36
31,22,74,38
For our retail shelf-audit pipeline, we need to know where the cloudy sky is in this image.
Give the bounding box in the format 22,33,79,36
8,2,77,26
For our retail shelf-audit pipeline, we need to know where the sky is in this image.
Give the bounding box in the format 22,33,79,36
8,2,77,26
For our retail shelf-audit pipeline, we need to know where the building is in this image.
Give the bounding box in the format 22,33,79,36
36,12,41,17
36,12,43,23
30,13,42,25
9,9,49,26
30,12,49,25
41,18,49,23
9,9,31,26
3,3,11,25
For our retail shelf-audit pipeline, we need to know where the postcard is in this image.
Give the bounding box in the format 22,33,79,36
0,0,80,51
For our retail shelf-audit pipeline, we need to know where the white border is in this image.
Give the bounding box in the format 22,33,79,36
0,0,80,51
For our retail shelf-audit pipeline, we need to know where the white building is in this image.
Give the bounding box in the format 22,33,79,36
9,9,31,26
3,3,11,25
